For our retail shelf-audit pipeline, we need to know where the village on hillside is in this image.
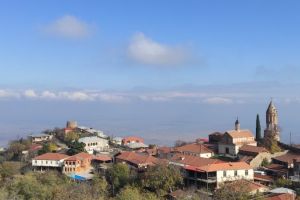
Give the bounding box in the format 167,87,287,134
0,100,299,200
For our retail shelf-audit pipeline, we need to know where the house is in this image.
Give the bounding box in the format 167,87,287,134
272,152,300,169
169,153,222,168
184,161,254,189
78,136,109,154
111,137,123,145
29,134,53,143
32,153,69,171
63,152,93,174
174,143,214,158
125,142,148,150
238,145,270,168
115,151,159,170
157,146,173,159
254,173,274,186
76,126,108,138
220,179,269,195
122,136,144,145
263,163,289,178
218,119,257,156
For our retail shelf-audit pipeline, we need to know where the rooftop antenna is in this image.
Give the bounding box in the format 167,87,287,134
290,132,292,146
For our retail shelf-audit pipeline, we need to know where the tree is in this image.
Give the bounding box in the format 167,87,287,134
107,163,131,194
256,114,262,142
141,164,183,196
115,185,143,200
67,140,86,155
174,140,188,147
64,131,80,144
0,162,20,180
38,143,58,155
214,181,252,200
90,176,109,199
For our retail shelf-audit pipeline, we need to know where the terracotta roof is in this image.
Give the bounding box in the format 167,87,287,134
265,193,295,200
33,153,69,161
29,144,43,151
174,143,213,154
239,145,269,154
186,161,252,172
239,155,254,163
122,136,144,143
65,152,93,161
226,130,254,138
170,153,223,167
157,146,172,154
254,173,274,182
230,179,268,193
273,153,300,165
116,151,158,166
92,155,112,162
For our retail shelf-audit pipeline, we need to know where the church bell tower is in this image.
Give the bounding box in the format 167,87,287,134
264,100,280,141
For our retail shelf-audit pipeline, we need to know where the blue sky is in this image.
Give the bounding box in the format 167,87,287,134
0,1,300,145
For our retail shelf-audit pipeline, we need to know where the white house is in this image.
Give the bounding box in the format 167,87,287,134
32,153,69,171
29,134,53,143
174,143,214,158
78,136,109,154
184,161,254,189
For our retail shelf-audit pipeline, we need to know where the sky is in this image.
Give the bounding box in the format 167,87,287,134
0,1,300,146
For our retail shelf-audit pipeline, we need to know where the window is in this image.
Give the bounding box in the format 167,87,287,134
223,171,227,177
35,160,37,164
245,170,248,176
234,170,237,176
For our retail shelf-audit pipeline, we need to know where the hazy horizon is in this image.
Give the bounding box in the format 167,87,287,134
1,1,300,146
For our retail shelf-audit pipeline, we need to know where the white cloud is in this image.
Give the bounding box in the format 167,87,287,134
59,91,94,101
202,97,233,105
41,91,57,99
43,15,91,39
23,89,38,98
127,32,188,66
0,90,19,98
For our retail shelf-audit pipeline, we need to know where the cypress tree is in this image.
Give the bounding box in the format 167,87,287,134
256,114,262,141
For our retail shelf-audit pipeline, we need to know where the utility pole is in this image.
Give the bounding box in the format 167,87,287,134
290,132,292,146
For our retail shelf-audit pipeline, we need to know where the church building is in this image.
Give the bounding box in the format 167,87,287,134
264,100,280,142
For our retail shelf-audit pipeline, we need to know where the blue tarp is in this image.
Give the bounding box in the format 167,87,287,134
70,174,86,181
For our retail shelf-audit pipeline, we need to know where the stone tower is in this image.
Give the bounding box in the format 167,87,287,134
264,100,280,141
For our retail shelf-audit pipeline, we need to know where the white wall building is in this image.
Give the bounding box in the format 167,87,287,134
78,136,109,154
32,153,69,171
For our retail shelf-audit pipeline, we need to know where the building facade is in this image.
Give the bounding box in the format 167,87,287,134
78,136,109,154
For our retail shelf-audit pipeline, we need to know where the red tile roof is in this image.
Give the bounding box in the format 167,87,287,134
92,155,112,162
116,151,158,166
122,136,144,144
33,153,69,161
186,161,252,172
170,153,223,167
65,152,93,161
254,173,274,182
174,143,213,154
226,130,254,138
273,153,300,165
239,145,269,154
157,146,173,154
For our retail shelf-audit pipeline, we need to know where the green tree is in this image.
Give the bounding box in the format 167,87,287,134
90,176,109,199
0,161,20,180
64,131,80,144
256,114,262,142
214,181,252,200
115,186,143,200
107,163,130,194
38,143,58,155
141,164,183,196
67,140,86,155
